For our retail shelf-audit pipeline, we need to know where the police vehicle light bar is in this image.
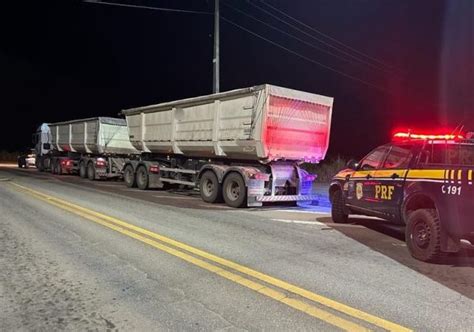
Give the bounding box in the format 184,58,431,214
393,132,464,140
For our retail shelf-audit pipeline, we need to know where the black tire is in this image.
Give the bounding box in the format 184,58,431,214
222,172,247,208
406,209,442,262
79,162,87,178
331,190,349,223
199,171,222,203
37,158,44,172
136,166,149,190
87,162,95,181
56,162,62,175
124,165,137,188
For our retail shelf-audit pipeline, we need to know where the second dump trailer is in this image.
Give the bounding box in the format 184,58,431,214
34,117,138,179
122,84,333,207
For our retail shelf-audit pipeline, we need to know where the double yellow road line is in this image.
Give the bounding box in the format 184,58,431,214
10,182,411,331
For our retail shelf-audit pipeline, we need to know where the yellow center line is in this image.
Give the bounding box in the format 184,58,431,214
10,182,412,332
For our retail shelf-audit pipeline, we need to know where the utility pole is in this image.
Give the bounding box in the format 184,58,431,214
213,0,220,93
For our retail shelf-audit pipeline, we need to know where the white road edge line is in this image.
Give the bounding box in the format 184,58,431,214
271,218,326,226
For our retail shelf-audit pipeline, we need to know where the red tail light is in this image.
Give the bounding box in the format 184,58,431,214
61,159,73,167
149,165,160,174
304,174,317,182
251,173,270,181
96,159,106,168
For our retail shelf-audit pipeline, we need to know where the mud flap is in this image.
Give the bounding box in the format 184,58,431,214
247,179,264,207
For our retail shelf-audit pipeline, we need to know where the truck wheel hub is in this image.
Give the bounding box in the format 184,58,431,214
227,181,240,200
204,180,214,195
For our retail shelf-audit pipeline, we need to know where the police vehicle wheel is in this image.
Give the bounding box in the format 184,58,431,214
200,171,222,203
406,209,442,262
136,166,149,190
223,172,247,208
331,190,348,223
79,162,87,178
124,165,137,188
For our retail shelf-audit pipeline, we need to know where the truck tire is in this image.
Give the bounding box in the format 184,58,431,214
79,162,87,178
331,190,349,223
223,172,247,208
136,166,149,190
37,158,44,172
87,162,95,181
124,165,137,188
199,171,222,203
406,209,442,262
56,163,62,175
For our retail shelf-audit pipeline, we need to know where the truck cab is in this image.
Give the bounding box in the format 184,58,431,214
33,123,52,170
329,131,474,262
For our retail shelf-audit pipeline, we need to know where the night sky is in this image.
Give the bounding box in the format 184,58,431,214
1,0,472,158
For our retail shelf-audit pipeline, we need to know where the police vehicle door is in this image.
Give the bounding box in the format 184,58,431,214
347,146,388,212
372,143,414,219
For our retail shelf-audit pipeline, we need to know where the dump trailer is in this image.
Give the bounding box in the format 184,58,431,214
122,84,333,207
34,117,138,179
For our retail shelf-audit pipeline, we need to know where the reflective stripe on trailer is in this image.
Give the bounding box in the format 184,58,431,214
256,194,320,202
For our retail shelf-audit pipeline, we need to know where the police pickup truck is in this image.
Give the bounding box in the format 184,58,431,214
329,131,474,262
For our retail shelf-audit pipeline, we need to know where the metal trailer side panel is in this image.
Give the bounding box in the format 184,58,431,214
49,117,137,155
123,84,333,163
98,121,138,155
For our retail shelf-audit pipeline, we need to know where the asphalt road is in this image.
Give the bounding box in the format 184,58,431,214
1,166,473,331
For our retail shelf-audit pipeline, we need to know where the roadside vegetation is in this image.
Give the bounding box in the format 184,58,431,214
0,150,19,162
303,155,349,183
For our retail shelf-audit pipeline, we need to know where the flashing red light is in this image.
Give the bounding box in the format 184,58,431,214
149,165,160,174
393,132,464,140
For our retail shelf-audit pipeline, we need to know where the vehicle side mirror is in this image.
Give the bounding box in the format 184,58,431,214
346,159,358,170
43,143,51,150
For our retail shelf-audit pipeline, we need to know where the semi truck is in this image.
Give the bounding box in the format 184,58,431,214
121,84,334,207
34,117,138,180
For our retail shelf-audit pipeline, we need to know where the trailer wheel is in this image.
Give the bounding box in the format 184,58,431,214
331,190,349,223
51,161,57,174
87,162,95,181
223,172,247,208
406,209,442,262
79,162,87,178
199,171,222,203
56,162,62,175
136,166,149,190
124,165,137,188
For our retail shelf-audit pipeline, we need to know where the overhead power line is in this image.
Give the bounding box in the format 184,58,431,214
82,0,212,15
84,0,391,93
222,1,390,75
259,0,400,72
247,1,400,75
221,16,391,94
